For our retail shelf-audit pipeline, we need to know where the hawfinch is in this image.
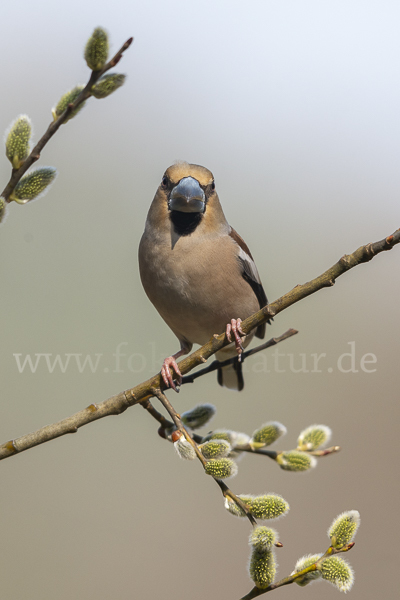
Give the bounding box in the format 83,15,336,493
139,162,269,391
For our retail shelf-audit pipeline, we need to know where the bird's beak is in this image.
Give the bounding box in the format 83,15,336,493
168,177,206,213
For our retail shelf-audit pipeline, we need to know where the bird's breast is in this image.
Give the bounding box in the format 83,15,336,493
139,231,259,345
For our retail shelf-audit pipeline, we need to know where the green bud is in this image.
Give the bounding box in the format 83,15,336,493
84,27,109,71
53,86,86,122
11,167,57,204
224,494,289,519
204,457,238,479
320,556,354,592
251,421,287,448
5,115,32,169
202,429,238,446
328,511,360,548
249,494,290,520
291,553,323,586
249,526,277,553
224,495,253,517
0,197,7,223
297,424,332,451
199,439,231,459
249,549,276,589
91,74,126,99
173,432,196,460
181,404,216,430
276,450,317,472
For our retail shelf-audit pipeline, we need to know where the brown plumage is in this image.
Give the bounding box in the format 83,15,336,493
139,162,269,391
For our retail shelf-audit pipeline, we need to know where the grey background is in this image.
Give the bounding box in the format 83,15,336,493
0,1,399,599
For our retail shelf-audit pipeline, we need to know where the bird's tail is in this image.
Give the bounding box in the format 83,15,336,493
217,358,244,391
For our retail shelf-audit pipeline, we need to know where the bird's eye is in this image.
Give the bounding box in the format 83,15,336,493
211,181,215,191
161,176,168,188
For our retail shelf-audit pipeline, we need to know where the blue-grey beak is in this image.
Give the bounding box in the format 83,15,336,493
168,177,206,213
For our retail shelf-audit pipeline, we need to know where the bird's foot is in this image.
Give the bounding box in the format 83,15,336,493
161,356,183,392
225,318,245,362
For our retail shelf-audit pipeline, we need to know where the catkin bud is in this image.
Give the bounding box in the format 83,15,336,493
5,115,32,169
181,404,216,430
202,429,238,447
276,450,317,472
249,549,276,589
204,457,238,479
224,494,289,519
91,74,126,99
291,553,323,586
320,556,354,592
249,526,277,553
172,431,196,460
297,424,332,451
328,511,360,548
84,27,109,71
249,494,289,520
250,421,287,448
11,167,57,204
199,439,231,459
52,86,86,122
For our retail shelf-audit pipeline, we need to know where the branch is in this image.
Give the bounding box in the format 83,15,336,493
240,542,355,599
1,36,133,202
141,395,340,472
234,444,340,460
0,229,398,461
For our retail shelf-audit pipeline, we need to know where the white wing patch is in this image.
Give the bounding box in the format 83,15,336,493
237,246,262,285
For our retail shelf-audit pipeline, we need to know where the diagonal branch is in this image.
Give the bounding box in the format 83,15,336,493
163,229,400,388
1,36,133,202
0,229,398,461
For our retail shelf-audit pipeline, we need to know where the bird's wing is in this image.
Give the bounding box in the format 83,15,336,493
229,227,269,339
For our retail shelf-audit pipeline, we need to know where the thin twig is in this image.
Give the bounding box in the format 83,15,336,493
308,445,341,457
151,388,257,526
1,37,133,202
236,447,278,460
0,229,398,460
234,444,340,459
151,388,206,465
181,329,298,385
140,398,171,429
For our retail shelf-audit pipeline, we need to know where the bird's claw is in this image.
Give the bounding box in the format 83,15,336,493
161,356,183,392
225,318,245,362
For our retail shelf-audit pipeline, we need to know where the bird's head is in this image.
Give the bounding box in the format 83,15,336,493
150,162,226,237
162,162,214,215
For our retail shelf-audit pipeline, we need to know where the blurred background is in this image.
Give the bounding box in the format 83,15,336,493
1,1,399,598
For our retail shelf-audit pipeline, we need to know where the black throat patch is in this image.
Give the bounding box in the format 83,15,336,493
169,211,203,236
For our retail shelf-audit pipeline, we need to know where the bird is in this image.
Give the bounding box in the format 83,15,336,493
139,161,269,391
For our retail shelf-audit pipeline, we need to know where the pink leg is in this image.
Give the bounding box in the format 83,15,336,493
225,318,245,362
161,343,191,392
